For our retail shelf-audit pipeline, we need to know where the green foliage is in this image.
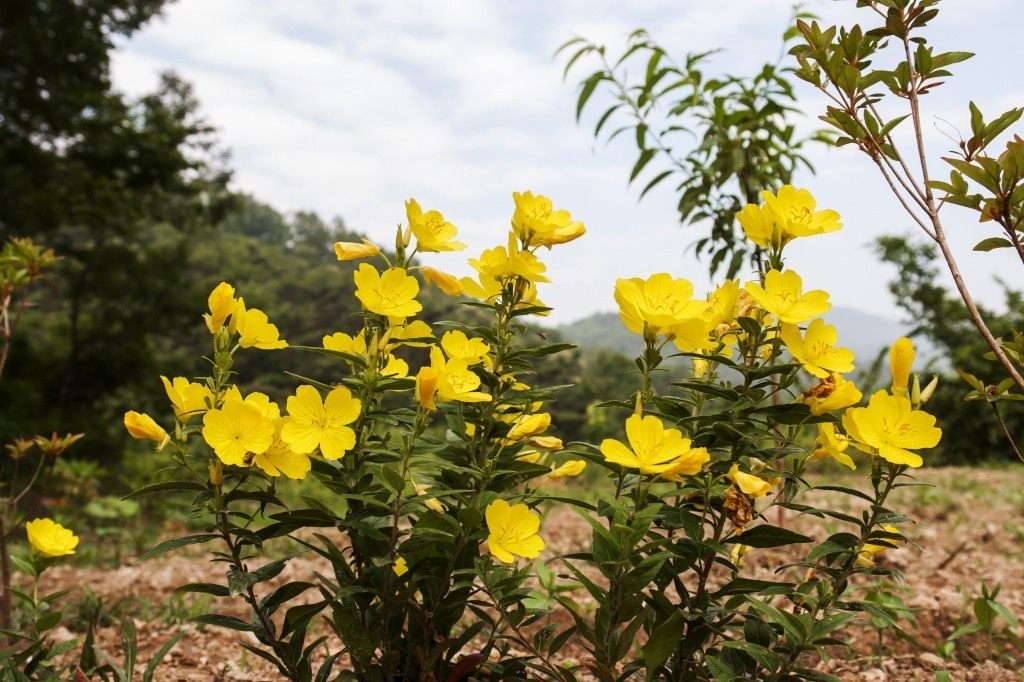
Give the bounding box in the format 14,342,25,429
560,15,830,277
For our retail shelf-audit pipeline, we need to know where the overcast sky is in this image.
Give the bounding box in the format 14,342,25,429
111,0,1023,325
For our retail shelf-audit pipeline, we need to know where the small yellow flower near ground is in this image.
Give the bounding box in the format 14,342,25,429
780,319,856,378
323,331,368,355
548,459,586,479
123,411,170,451
811,423,856,470
202,400,275,466
405,199,466,252
281,385,362,461
600,414,703,475
233,300,288,349
26,518,79,558
334,239,381,261
354,264,423,318
510,191,585,247
415,366,438,410
421,266,463,296
506,413,551,441
469,233,549,283
842,390,941,468
393,556,409,576
614,274,707,338
727,463,773,498
440,330,490,365
161,376,213,421
801,373,863,415
485,499,545,564
429,347,491,403
204,282,237,333
889,337,915,397
744,270,831,324
857,524,902,567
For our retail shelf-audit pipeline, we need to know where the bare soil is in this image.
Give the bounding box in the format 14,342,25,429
40,466,1024,680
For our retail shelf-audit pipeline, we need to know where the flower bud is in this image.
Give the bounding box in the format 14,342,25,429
208,460,224,486
422,266,463,296
919,375,938,404
692,358,709,379
889,337,915,396
334,240,381,261
415,366,438,411
123,411,170,451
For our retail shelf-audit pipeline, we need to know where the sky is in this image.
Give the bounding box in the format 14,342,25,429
111,0,1024,325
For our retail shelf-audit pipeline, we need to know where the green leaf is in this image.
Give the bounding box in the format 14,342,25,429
124,480,207,500
641,611,685,676
726,524,812,548
973,237,1013,252
175,582,229,597
144,631,186,682
136,534,220,563
191,614,258,632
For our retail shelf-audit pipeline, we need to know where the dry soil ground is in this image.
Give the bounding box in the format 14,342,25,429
38,466,1024,681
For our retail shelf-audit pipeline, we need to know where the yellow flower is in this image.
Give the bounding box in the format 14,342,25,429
26,518,78,558
323,331,367,356
744,270,830,324
440,330,490,365
660,445,711,481
857,524,901,567
415,366,438,410
381,354,409,379
354,264,422,318
727,463,773,498
485,499,544,564
422,266,463,296
281,385,362,461
511,191,585,247
780,319,855,378
705,280,740,327
506,413,551,441
737,186,841,249
252,420,311,480
811,423,856,470
430,347,491,403
204,282,237,334
842,390,941,468
387,319,435,348
161,376,213,421
802,374,863,415
730,543,752,568
413,481,446,513
393,556,409,576
406,199,465,252
222,387,281,420
123,411,170,451
334,240,381,261
529,435,563,451
671,317,714,353
889,337,915,397
516,450,547,465
549,459,586,479
692,358,710,379
233,299,288,349
202,400,275,466
469,233,549,283
600,414,702,475
614,274,707,338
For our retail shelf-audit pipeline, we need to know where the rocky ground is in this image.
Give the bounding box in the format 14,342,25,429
37,466,1024,680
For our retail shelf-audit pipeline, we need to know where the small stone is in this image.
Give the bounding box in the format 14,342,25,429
918,652,945,670
861,668,886,681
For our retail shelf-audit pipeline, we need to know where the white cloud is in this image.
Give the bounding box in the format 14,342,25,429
111,0,1024,325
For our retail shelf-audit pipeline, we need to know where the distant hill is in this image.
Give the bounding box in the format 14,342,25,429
554,306,926,369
